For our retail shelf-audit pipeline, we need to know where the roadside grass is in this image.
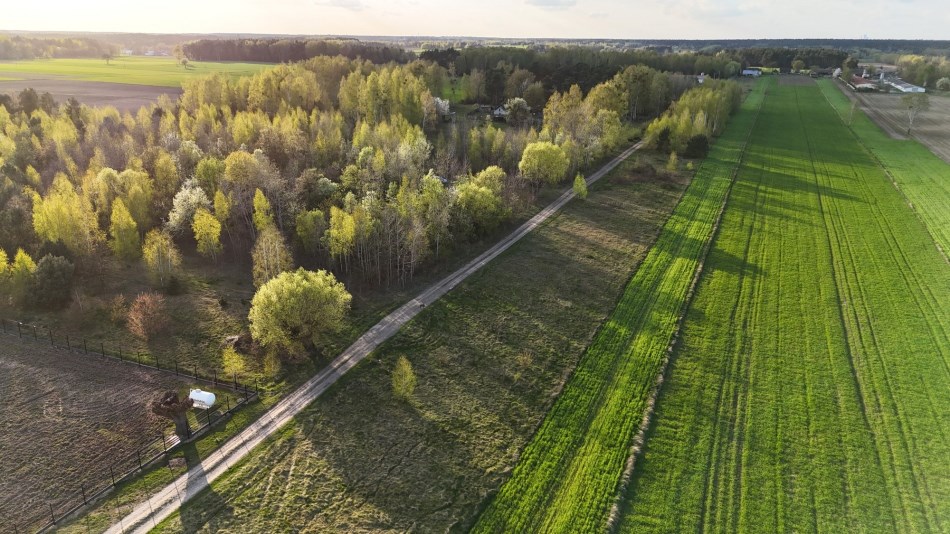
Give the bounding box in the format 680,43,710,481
618,84,950,532
48,131,661,531
472,79,767,532
816,79,950,254
147,147,690,532
0,57,270,87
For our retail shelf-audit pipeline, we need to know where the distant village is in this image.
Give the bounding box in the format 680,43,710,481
740,64,926,94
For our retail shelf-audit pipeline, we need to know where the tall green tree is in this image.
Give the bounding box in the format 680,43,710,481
519,142,569,188
192,208,223,261
32,174,103,258
248,268,351,358
142,229,182,289
253,188,275,232
252,225,293,288
295,209,327,256
9,248,36,305
109,198,141,261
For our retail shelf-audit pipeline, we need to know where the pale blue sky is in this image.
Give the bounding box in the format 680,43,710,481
4,0,947,39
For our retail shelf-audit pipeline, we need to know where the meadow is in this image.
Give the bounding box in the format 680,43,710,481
140,149,690,533
619,80,950,532
472,80,766,532
0,56,270,87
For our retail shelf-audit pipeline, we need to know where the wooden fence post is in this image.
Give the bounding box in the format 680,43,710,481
33,325,37,340
110,465,116,486
49,503,56,524
17,322,21,338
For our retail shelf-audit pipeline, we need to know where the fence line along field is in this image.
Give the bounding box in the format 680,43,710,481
0,331,201,530
619,79,950,532
472,80,766,532
817,79,950,257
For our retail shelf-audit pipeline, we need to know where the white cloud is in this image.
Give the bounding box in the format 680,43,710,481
525,0,577,10
314,0,365,11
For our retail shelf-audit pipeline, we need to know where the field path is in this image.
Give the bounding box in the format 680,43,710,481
103,141,644,534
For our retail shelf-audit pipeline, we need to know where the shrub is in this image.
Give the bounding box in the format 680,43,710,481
392,355,417,401
127,291,169,340
666,151,679,172
109,294,128,324
33,255,74,309
684,133,710,158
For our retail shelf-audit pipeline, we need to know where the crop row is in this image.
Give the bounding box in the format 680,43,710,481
816,79,950,256
472,80,768,532
618,83,950,532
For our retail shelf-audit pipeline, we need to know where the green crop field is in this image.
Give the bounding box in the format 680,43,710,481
618,80,950,532
0,56,270,87
816,79,950,256
472,80,767,532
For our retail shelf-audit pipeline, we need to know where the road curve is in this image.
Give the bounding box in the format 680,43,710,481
105,141,644,534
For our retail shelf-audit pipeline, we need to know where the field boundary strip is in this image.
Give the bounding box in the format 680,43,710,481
817,80,949,265
472,79,769,532
606,79,767,531
101,141,645,534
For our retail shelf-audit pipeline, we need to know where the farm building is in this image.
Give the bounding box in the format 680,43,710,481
885,79,925,93
850,75,878,91
742,68,762,77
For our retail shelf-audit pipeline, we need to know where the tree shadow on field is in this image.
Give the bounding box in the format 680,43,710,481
177,443,234,533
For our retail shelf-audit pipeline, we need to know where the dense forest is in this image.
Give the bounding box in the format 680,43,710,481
182,38,413,64
0,35,116,60
0,45,742,332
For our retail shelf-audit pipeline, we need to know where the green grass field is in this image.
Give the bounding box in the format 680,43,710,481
141,148,689,532
472,80,767,532
618,80,950,532
0,57,270,87
816,79,950,256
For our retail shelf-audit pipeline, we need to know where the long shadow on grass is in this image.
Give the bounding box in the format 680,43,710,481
177,443,234,533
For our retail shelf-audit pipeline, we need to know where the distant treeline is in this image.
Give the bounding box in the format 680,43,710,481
182,39,414,64
730,48,849,71
427,47,739,94
0,35,115,60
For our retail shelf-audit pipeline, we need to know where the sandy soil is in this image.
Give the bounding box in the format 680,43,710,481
0,330,194,531
0,73,181,113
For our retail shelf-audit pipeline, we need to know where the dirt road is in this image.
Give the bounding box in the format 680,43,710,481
104,141,644,534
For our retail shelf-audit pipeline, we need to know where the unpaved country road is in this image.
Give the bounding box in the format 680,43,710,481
105,141,644,534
